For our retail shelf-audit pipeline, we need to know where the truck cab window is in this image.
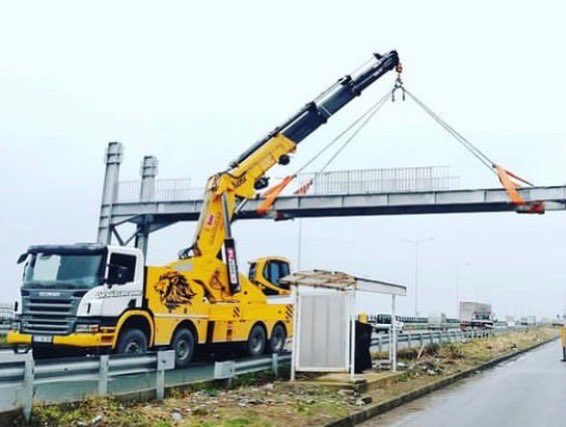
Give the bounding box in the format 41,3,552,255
268,262,280,285
248,263,257,282
278,262,290,289
109,253,136,283
263,261,291,290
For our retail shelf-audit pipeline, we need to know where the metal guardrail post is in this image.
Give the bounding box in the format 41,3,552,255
98,355,109,395
22,356,34,422
156,367,165,400
214,360,236,388
419,332,424,347
156,351,175,400
271,353,279,377
407,333,412,349
377,335,382,353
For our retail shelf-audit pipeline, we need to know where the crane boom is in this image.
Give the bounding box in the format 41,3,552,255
174,50,400,296
235,50,400,166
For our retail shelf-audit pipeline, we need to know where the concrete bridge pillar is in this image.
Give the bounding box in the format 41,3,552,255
97,142,123,244
135,155,159,256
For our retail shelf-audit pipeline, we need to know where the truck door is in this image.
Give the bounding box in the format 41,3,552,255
98,251,144,316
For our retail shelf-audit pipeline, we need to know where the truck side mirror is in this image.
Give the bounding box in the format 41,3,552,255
17,252,28,264
106,264,129,286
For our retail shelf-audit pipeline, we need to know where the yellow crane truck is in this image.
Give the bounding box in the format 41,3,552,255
8,50,400,366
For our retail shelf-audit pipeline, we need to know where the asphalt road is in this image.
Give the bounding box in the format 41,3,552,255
363,340,565,427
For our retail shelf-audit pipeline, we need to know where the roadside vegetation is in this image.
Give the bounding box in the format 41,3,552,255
18,327,558,427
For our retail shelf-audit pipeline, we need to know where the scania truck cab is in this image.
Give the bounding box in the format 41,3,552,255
13,244,147,358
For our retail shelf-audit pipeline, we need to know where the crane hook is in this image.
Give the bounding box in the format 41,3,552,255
391,63,405,102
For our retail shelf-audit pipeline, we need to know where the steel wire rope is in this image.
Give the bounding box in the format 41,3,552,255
294,90,391,177
403,88,496,175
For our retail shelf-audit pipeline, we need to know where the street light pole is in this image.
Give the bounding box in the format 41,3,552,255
297,219,303,271
402,238,434,317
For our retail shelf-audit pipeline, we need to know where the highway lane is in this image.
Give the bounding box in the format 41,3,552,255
363,340,565,427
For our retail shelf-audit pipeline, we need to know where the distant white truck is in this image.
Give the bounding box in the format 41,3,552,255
459,301,494,330
519,316,536,326
365,314,405,334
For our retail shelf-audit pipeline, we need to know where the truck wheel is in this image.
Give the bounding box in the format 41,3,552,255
246,324,266,357
172,329,195,368
116,329,148,354
267,324,286,354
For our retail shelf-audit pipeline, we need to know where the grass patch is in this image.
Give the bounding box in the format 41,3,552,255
19,396,171,427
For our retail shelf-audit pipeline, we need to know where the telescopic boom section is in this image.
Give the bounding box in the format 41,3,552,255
234,50,400,166
185,51,400,283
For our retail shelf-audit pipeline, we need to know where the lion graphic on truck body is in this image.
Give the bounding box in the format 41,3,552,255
153,271,197,310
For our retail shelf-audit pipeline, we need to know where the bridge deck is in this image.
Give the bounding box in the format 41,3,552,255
103,186,566,227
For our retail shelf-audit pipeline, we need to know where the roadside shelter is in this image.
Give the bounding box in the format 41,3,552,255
281,270,406,381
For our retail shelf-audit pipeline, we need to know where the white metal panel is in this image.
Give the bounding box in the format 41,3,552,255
355,280,407,296
296,293,350,371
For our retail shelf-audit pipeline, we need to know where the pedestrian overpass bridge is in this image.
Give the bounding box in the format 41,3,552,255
97,143,566,252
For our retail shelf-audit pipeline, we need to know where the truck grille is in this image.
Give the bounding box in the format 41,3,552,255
21,293,80,336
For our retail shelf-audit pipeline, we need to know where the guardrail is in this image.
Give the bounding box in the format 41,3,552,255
0,351,291,421
0,324,9,336
370,327,520,353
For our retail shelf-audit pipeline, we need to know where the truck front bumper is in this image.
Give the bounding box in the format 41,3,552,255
7,330,116,348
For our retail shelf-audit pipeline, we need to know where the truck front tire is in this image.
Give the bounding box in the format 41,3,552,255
246,324,266,357
172,328,195,368
115,329,148,354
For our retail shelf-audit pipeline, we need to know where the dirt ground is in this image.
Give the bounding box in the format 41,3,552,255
20,327,558,427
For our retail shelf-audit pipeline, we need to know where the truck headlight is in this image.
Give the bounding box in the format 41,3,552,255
75,323,100,333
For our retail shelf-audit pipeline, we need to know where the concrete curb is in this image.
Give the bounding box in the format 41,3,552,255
325,336,559,427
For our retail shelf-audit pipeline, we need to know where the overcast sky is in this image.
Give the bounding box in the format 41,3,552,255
1,1,565,319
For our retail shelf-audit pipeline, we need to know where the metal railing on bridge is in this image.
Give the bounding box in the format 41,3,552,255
114,166,459,204
297,166,459,196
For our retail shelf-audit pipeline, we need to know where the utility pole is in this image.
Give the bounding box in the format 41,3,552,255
297,219,303,271
402,238,434,317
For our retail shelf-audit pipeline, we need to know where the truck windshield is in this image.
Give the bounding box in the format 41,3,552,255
23,252,104,288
